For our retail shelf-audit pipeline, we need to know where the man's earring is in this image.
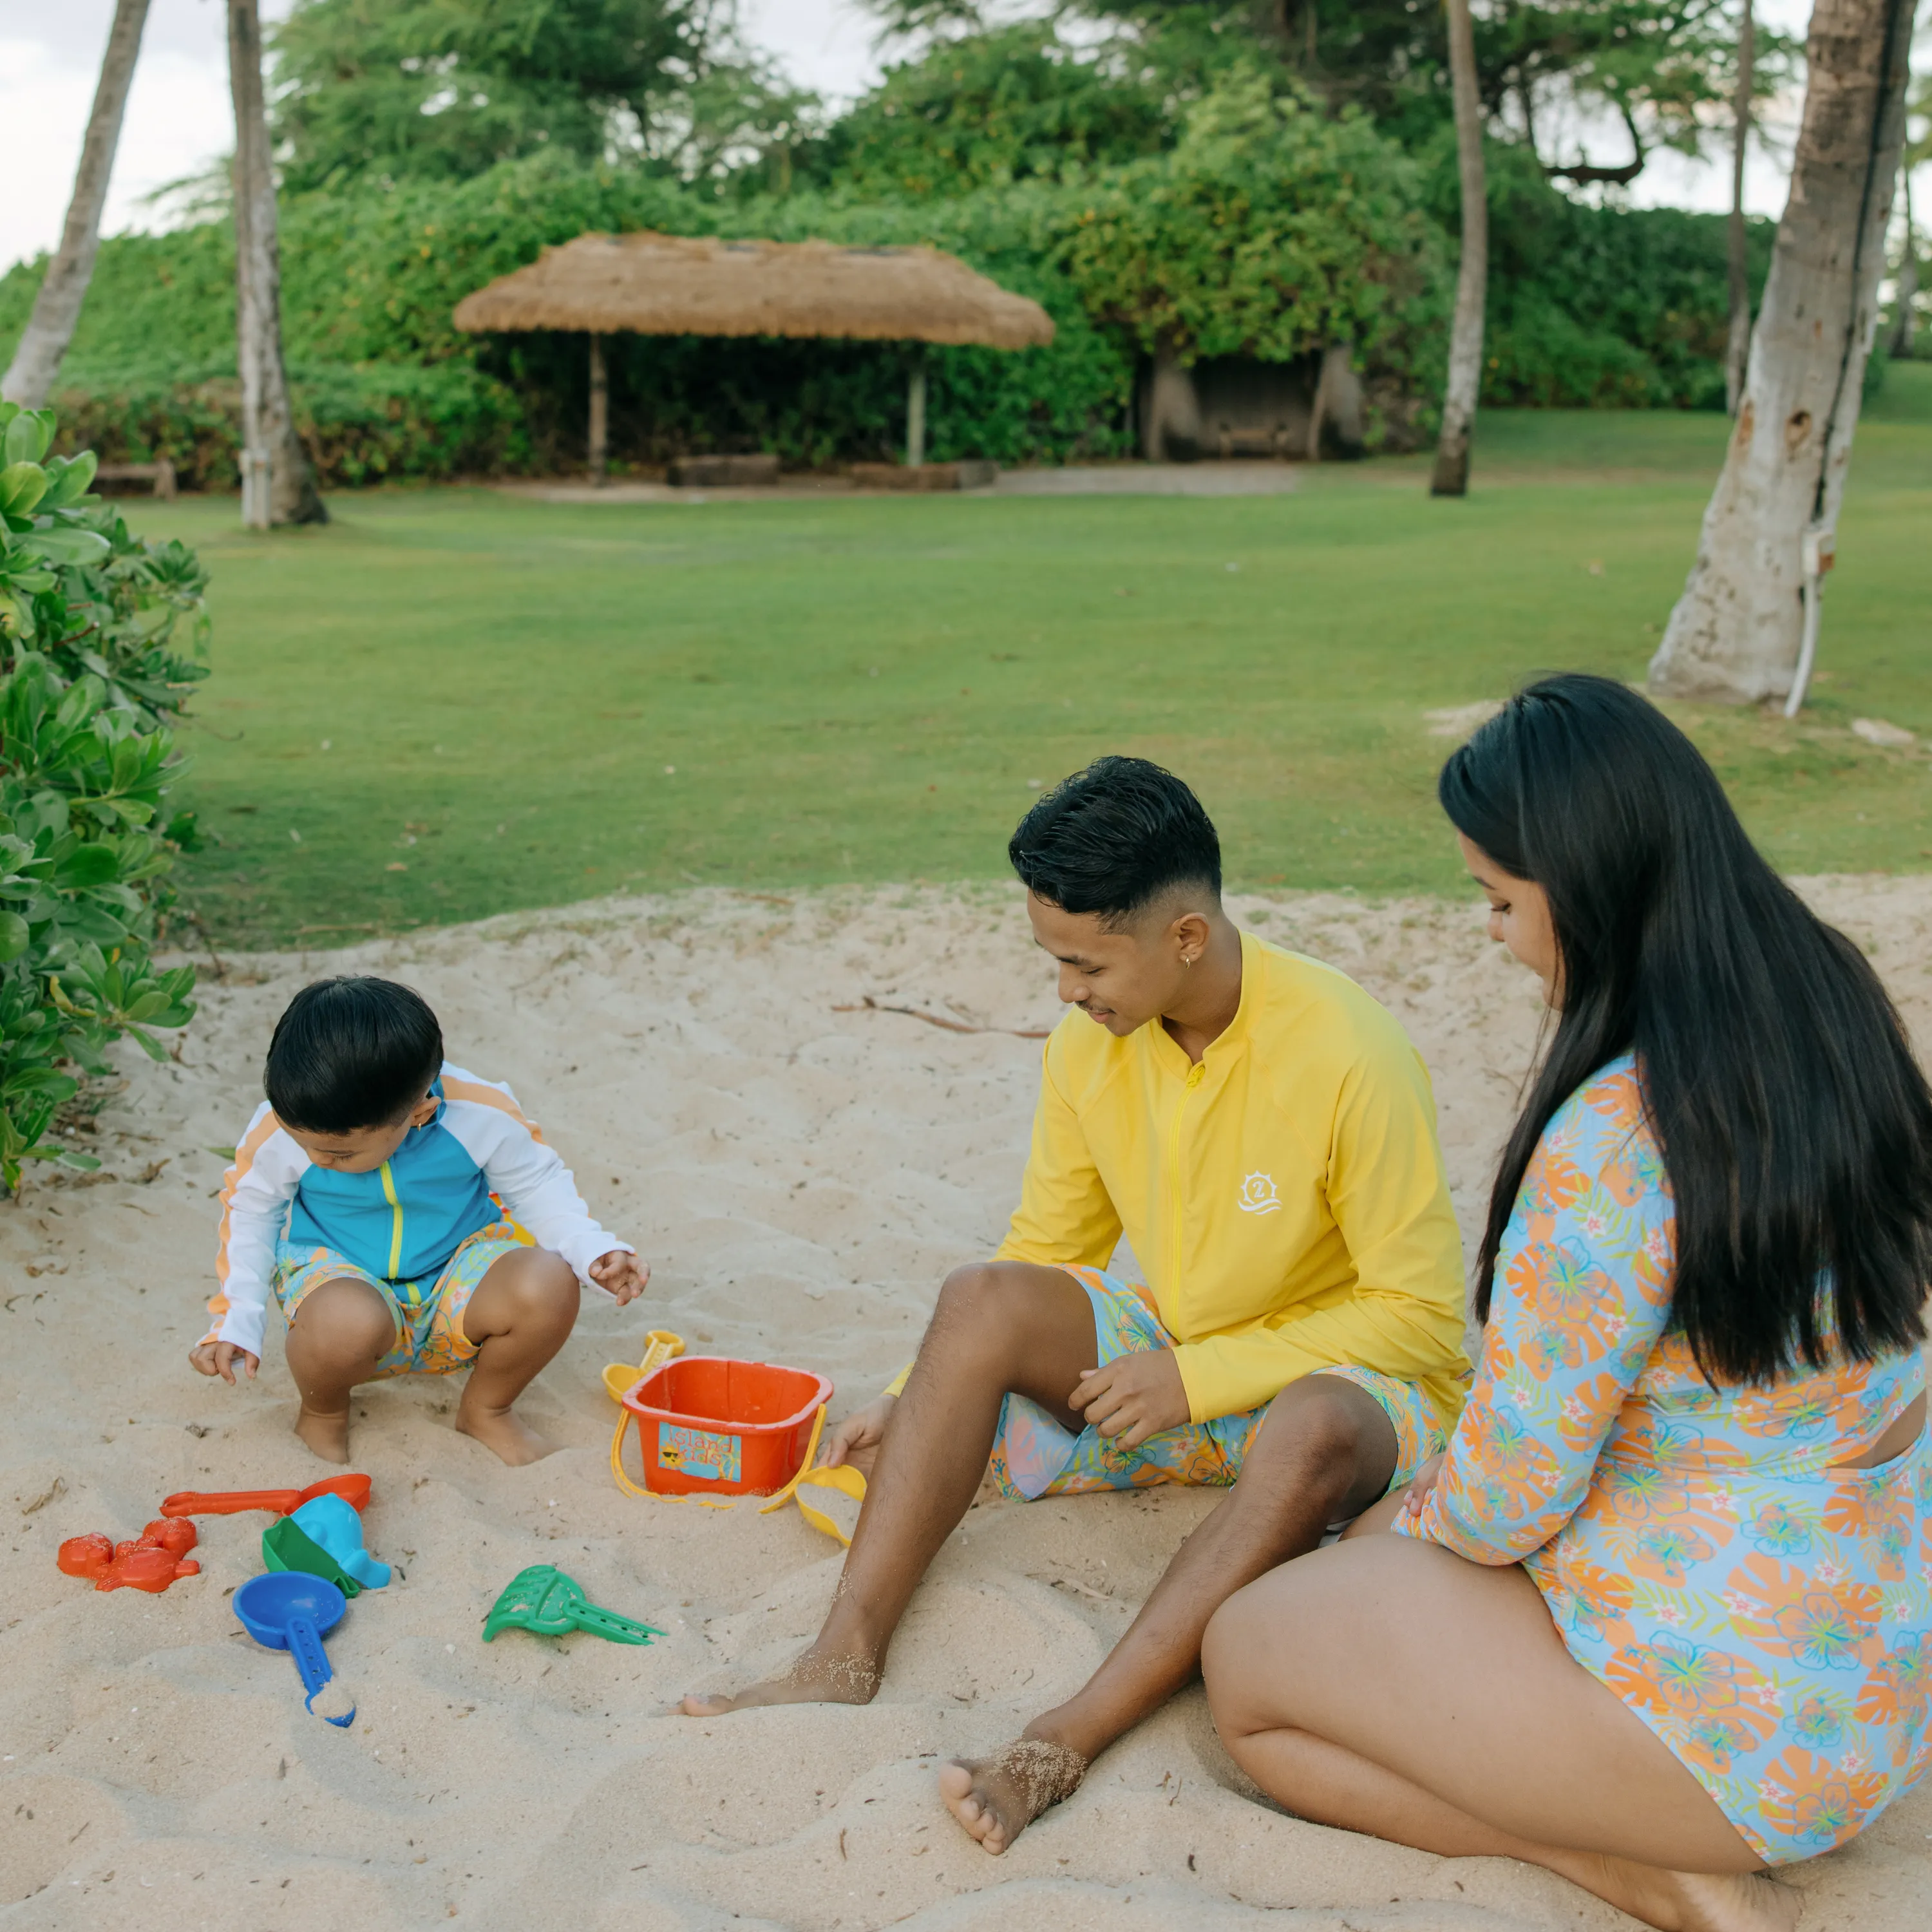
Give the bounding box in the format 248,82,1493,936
1182,954,1194,967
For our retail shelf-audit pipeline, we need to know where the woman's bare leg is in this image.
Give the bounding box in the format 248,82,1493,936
680,1261,1099,1714
1202,1537,1799,1932
284,1276,399,1463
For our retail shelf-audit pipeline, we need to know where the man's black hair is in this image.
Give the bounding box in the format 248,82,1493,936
264,977,444,1133
1008,755,1222,926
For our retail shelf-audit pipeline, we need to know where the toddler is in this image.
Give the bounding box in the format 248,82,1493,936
189,976,647,1464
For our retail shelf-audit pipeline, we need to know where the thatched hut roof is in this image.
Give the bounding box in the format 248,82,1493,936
452,231,1054,349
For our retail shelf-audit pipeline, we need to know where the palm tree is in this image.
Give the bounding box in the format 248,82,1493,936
1649,0,1915,706
1,0,152,407
1430,0,1487,497
227,0,326,527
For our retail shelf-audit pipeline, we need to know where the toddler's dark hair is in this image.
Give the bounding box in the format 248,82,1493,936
265,978,443,1133
1009,755,1221,927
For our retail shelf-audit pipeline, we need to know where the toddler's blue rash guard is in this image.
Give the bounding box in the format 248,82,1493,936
205,1064,630,1358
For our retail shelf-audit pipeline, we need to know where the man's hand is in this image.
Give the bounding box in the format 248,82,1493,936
1400,1451,1446,1519
589,1250,651,1305
189,1340,260,1385
1069,1347,1189,1451
817,1394,896,1477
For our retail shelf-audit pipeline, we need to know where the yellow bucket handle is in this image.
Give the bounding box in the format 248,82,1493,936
759,1407,867,1546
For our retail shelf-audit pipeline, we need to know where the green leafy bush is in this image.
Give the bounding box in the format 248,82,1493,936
0,402,203,1190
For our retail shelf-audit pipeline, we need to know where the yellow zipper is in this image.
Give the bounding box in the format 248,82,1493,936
379,1159,404,1279
1168,1061,1205,1324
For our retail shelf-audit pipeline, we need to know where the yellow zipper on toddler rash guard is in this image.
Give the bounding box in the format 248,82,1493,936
1168,1061,1205,1327
379,1159,404,1279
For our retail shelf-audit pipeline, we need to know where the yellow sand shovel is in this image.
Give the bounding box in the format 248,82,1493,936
601,1329,686,1404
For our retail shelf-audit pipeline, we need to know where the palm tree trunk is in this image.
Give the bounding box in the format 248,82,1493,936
1430,0,1488,498
1725,1,1756,415
1,0,151,407
227,0,325,528
1649,0,1913,704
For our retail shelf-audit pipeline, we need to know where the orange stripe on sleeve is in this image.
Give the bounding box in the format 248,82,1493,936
442,1075,547,1144
207,1108,284,1332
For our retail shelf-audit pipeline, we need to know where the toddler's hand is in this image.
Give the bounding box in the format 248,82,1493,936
189,1340,260,1385
589,1249,650,1305
818,1394,896,1475
1069,1347,1189,1450
1401,1451,1446,1518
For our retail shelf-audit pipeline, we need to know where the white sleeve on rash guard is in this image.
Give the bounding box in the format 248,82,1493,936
207,1103,307,1356
437,1070,633,1296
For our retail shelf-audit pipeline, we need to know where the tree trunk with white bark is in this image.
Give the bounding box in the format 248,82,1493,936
1649,0,1913,704
1726,2,1756,415
1,0,151,407
1430,0,1488,497
228,0,325,528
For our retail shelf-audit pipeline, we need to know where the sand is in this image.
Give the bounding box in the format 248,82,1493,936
4,879,1929,1931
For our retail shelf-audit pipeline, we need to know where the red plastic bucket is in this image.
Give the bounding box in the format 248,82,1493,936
618,1356,832,1498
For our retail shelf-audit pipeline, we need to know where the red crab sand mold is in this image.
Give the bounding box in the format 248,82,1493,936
58,1519,200,1593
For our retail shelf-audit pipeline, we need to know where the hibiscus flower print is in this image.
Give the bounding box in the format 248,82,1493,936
1397,1056,1929,1863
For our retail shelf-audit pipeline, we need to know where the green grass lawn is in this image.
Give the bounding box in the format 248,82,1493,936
142,370,1932,948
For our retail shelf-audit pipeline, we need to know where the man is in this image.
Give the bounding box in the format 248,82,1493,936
682,756,1471,1855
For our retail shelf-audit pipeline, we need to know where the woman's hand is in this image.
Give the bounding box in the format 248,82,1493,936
188,1340,260,1384
1401,1451,1446,1519
1070,1347,1189,1451
589,1250,651,1305
818,1394,896,1475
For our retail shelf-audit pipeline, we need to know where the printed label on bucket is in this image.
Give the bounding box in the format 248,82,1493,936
658,1425,743,1484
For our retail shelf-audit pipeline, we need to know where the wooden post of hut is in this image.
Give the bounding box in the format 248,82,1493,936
452,233,1053,480
905,348,927,468
587,332,609,484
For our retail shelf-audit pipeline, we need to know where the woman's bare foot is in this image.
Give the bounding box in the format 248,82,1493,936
1549,1852,1802,1932
294,1403,351,1463
454,1394,558,1466
679,1640,882,1716
939,1736,1088,1855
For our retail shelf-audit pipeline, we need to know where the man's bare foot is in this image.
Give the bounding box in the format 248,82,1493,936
939,1736,1088,1855
454,1396,558,1466
294,1404,351,1463
679,1640,882,1716
1555,1853,1802,1932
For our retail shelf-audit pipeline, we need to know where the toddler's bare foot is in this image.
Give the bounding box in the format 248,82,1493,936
294,1404,351,1464
679,1640,882,1716
939,1735,1088,1855
455,1395,558,1465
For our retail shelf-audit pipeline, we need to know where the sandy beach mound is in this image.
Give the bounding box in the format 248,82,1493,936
4,880,1928,1930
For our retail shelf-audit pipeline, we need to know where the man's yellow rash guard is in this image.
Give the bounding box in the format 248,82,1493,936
888,931,1470,1428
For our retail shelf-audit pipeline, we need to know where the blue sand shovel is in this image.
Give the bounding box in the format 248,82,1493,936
233,1572,356,1727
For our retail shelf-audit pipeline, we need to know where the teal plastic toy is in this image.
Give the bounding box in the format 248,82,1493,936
481,1565,662,1645
261,1493,390,1597
290,1494,391,1589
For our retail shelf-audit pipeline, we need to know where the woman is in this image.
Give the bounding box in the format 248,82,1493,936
1201,675,1932,1932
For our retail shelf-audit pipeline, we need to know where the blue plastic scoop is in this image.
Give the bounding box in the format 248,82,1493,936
233,1572,355,1727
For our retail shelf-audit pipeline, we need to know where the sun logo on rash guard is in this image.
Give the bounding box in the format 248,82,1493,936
1238,1172,1281,1215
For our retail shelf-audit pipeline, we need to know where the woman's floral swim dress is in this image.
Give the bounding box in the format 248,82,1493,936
1399,1054,1931,1863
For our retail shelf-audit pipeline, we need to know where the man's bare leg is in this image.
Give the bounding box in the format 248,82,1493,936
940,1375,1398,1853
679,1261,1099,1714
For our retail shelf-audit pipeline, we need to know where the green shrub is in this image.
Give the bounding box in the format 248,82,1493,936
0,402,203,1190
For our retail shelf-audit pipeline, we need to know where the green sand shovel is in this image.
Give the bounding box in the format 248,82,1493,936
481,1564,663,1645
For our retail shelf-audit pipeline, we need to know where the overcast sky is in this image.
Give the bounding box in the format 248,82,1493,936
0,0,1819,279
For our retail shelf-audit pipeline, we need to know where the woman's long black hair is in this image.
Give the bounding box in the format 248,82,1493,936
1440,673,1932,1382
